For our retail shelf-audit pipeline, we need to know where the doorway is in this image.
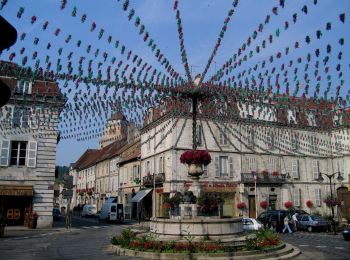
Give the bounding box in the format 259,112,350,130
248,195,256,218
269,195,277,210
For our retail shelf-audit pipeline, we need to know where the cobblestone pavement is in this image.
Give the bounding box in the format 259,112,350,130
279,231,350,260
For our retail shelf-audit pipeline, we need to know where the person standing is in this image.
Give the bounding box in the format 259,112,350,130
282,215,293,234
292,212,298,231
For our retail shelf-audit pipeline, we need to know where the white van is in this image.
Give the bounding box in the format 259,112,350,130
81,204,97,217
98,197,124,223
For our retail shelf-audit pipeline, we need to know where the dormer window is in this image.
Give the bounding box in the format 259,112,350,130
16,80,32,94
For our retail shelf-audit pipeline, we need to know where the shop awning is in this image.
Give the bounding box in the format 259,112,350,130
131,189,152,203
0,185,33,196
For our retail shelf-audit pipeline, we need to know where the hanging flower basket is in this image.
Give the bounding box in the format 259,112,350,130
237,202,247,210
306,200,314,208
180,150,211,166
262,170,269,177
324,196,341,207
272,171,279,177
260,201,269,210
284,201,294,209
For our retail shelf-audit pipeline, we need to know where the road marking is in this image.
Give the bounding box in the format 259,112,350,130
81,226,90,229
298,245,309,247
91,226,100,229
335,247,344,250
315,246,327,248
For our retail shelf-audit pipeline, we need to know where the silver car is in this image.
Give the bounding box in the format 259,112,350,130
296,215,328,232
242,218,263,231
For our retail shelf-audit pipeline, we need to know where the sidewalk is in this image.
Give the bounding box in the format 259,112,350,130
0,225,72,240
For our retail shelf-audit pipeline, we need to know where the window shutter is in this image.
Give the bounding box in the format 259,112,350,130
293,188,301,207
27,141,37,168
229,157,234,177
312,160,319,180
0,140,10,166
219,130,223,145
215,157,220,177
315,188,321,206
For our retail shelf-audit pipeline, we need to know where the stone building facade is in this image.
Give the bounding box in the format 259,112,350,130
0,62,64,228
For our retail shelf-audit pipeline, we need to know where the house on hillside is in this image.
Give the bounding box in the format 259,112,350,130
0,61,65,228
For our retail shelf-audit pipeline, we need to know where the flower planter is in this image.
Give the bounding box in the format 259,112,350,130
188,163,203,174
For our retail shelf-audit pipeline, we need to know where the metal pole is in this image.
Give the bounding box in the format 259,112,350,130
255,178,257,219
329,174,336,235
192,96,197,150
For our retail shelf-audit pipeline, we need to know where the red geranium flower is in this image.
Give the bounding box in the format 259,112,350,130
306,200,313,208
180,150,211,165
260,201,269,209
284,201,294,209
237,202,247,209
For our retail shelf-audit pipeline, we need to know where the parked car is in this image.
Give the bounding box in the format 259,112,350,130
242,218,263,231
52,208,61,221
296,215,328,232
81,204,97,217
342,227,350,241
257,210,289,232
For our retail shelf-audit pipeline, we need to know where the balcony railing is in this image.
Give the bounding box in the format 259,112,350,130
143,172,165,187
241,172,286,184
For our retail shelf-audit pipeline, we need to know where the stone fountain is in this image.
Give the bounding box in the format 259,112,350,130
149,75,243,242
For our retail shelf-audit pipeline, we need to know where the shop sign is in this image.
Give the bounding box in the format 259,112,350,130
155,188,164,193
0,185,33,196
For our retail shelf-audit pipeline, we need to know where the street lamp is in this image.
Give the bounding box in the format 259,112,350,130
317,172,344,235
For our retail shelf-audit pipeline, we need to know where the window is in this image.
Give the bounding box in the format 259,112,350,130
10,141,27,166
315,188,321,206
220,156,228,177
196,124,202,146
214,156,233,177
312,160,320,180
159,157,164,173
219,127,228,145
337,160,344,176
291,160,299,178
247,128,255,147
132,165,139,181
246,157,257,172
1,140,37,167
293,188,301,207
146,161,150,174
229,157,234,177
203,165,208,177
267,130,275,149
16,80,32,94
268,158,276,173
291,134,299,151
13,107,30,128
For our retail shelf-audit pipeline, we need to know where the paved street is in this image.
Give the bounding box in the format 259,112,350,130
0,217,141,260
279,231,350,260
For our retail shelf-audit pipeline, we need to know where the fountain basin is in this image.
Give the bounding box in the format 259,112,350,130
150,216,243,241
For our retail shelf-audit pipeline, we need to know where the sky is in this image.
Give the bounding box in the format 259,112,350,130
0,0,349,166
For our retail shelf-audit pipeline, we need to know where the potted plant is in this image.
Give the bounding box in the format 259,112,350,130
237,202,247,216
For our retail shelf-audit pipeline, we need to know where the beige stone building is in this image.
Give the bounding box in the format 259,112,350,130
0,61,64,228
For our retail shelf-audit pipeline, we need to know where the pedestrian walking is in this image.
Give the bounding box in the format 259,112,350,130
292,212,298,231
282,215,293,234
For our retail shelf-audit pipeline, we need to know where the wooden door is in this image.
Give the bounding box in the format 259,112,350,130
248,196,256,218
337,187,350,216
